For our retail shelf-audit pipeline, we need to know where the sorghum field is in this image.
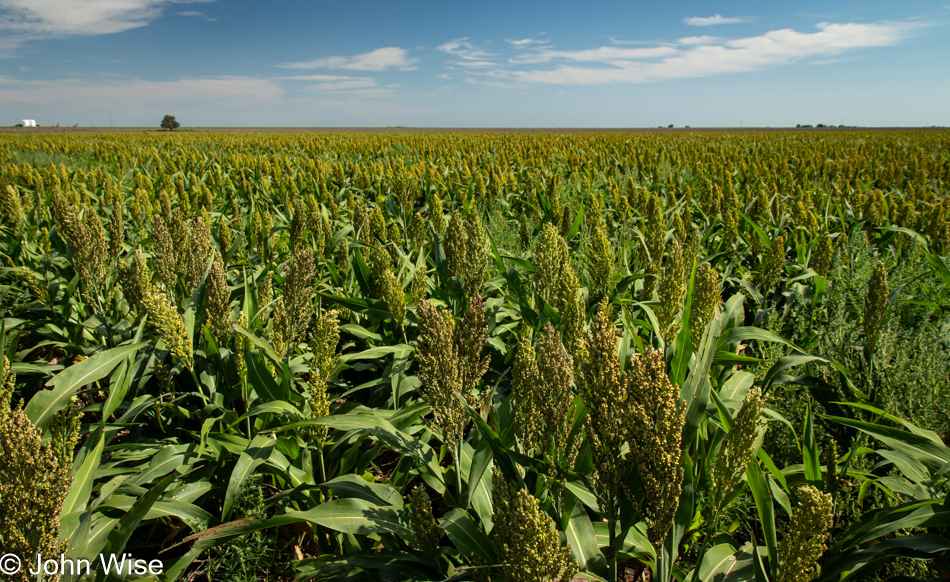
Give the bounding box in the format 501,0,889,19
1,131,949,582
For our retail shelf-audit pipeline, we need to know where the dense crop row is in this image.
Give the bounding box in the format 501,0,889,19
1,131,949,581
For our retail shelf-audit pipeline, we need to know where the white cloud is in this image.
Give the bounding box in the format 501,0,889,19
279,47,417,71
678,35,724,45
439,38,498,67
0,0,212,40
483,21,919,86
506,38,546,46
177,10,215,21
512,46,678,64
275,73,397,95
684,14,749,26
0,75,280,105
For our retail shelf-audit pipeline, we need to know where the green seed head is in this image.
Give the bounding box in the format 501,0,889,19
408,486,442,561
206,260,232,347
586,225,614,300
711,387,764,512
864,260,889,351
624,347,686,545
758,234,786,291
777,486,834,582
142,285,193,369
490,470,579,582
689,262,720,345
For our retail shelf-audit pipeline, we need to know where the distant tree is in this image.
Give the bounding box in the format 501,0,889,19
161,115,180,131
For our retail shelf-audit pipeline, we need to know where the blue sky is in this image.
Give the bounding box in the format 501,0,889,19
0,0,947,127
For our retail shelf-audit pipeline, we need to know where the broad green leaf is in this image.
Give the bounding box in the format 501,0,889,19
61,435,105,529
747,463,777,578
26,342,146,429
98,474,175,582
803,402,821,484
288,498,415,540
441,508,496,563
563,497,607,577
321,474,403,507
222,434,276,521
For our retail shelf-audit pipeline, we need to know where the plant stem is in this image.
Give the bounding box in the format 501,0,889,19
455,438,464,506
607,509,617,582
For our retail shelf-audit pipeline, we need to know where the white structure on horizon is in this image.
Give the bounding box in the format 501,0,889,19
20,119,36,127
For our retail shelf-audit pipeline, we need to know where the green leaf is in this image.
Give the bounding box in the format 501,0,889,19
717,326,799,353
289,498,415,540
460,440,494,525
319,293,393,321
567,204,585,239
233,324,282,366
681,314,721,445
803,402,821,484
747,463,777,578
563,497,607,577
26,342,146,429
694,543,740,582
565,478,601,514
339,323,383,342
339,344,415,363
98,474,176,582
825,415,950,472
321,474,403,507
222,434,276,521
61,435,105,526
463,399,525,491
441,508,497,563
269,413,444,493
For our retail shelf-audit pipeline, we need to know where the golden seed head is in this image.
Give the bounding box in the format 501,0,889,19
623,347,686,545
586,225,614,300
812,232,834,278
0,357,72,572
444,209,468,279
490,470,579,582
415,300,466,453
657,237,690,341
759,234,786,291
206,260,231,347
777,485,834,582
142,284,193,369
689,262,720,345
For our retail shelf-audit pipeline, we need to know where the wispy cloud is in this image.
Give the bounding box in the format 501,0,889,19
279,47,417,71
677,35,724,45
439,38,498,67
506,38,546,46
177,10,216,21
514,46,679,65
278,73,389,94
0,0,212,44
0,75,279,105
472,21,920,86
684,14,749,26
